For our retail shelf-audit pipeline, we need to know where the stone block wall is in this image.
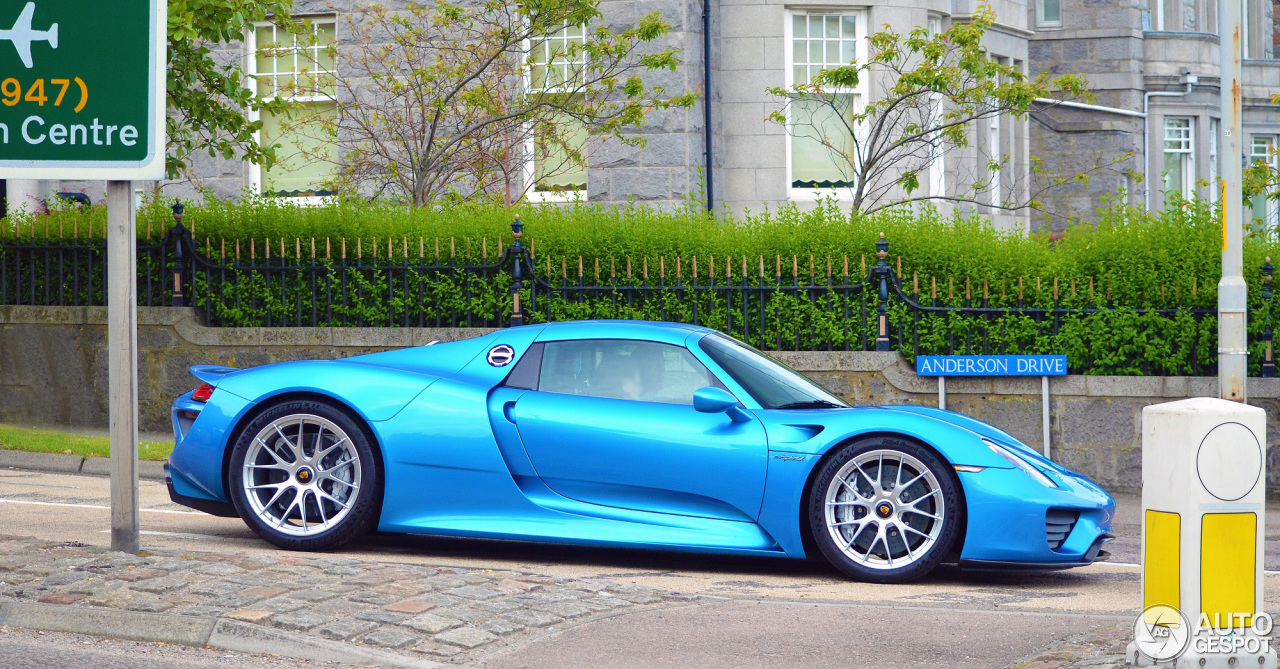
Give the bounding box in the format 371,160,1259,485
7,306,1280,494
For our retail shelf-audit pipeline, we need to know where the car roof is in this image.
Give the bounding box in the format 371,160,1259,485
533,320,713,346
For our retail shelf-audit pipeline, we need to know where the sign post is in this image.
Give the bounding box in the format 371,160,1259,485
0,0,166,554
106,180,138,553
916,355,1068,458
1218,0,1247,403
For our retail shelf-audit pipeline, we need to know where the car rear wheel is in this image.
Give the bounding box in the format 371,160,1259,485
808,436,960,583
228,400,380,551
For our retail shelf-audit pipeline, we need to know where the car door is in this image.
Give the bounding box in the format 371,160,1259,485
507,339,768,522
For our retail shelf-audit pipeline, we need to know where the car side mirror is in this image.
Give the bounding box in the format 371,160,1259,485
693,387,750,422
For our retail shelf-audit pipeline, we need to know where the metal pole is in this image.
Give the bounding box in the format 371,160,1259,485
938,376,946,411
702,0,714,212
108,180,140,554
510,217,525,327
1263,258,1275,377
1042,375,1051,459
874,233,890,352
1219,0,1247,402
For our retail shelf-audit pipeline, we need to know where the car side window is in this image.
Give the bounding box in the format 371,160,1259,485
502,342,543,390
538,340,720,405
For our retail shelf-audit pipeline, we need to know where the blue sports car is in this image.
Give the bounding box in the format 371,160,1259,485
166,320,1114,583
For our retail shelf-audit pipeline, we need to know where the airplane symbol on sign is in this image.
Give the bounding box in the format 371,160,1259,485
0,3,58,69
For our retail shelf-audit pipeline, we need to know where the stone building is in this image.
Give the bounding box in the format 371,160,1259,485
1029,0,1280,231
4,0,1280,233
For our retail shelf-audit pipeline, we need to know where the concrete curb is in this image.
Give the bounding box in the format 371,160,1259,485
0,601,444,668
0,450,165,481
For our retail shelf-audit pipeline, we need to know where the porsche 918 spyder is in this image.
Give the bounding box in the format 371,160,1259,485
166,320,1114,583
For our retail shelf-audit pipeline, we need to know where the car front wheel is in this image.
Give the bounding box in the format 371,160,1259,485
808,436,961,583
228,400,380,551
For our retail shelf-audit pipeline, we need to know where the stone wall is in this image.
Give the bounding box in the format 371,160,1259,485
5,305,1280,494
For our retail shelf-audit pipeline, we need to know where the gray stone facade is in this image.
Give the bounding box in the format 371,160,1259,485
8,304,1280,494
1028,0,1280,231
6,1,1280,231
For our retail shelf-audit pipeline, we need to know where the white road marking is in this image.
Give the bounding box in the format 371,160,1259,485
1106,560,1280,576
0,480,80,489
0,498,199,515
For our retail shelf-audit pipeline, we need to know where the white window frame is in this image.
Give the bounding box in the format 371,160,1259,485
1242,0,1251,58
247,18,338,206
1250,135,1279,228
1036,0,1063,29
988,105,1002,207
927,16,945,199
783,10,868,201
1209,118,1220,203
1162,117,1195,202
523,22,589,204
985,61,1006,209
1151,0,1178,31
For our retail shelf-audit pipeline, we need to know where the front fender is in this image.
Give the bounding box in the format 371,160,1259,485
760,406,1013,470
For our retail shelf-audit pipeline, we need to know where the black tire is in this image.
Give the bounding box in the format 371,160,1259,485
227,399,380,551
807,436,961,583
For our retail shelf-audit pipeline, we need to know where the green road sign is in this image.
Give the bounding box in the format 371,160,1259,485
0,0,164,179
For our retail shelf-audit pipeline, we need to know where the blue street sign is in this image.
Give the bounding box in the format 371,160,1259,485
916,355,1068,377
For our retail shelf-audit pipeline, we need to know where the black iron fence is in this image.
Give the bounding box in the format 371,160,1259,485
1,213,1276,377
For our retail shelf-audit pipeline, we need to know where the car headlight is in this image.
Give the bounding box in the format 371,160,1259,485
983,438,1059,488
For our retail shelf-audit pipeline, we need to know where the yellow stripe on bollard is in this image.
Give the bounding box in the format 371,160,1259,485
1144,510,1181,618
1201,513,1256,626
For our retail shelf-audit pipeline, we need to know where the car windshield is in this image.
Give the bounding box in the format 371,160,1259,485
699,334,848,410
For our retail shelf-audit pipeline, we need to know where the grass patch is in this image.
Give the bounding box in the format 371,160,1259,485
0,424,173,462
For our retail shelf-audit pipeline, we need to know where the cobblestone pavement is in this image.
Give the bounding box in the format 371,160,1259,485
1013,625,1129,668
0,534,693,662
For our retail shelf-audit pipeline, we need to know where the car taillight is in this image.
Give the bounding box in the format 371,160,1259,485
192,383,214,402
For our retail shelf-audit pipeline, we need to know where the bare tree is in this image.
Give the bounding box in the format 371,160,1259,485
767,6,1124,216
291,0,695,206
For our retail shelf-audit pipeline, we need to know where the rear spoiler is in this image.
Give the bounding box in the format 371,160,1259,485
190,365,240,387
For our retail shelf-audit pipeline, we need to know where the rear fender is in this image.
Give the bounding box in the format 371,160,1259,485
215,360,437,422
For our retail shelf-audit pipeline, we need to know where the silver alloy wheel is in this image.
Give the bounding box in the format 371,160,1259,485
240,413,361,537
824,449,945,570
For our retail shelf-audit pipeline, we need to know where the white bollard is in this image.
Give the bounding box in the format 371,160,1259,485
1127,397,1276,667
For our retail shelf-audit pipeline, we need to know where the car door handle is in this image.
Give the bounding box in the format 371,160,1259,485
503,401,518,424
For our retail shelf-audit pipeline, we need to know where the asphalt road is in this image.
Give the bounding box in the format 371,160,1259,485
3,467,1279,667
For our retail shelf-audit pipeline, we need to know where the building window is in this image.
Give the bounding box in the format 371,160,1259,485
526,22,588,200
786,12,864,193
251,19,338,198
1250,136,1278,229
1162,117,1194,202
1037,0,1062,28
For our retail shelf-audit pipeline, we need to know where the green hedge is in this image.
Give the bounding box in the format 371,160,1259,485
9,193,1276,312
